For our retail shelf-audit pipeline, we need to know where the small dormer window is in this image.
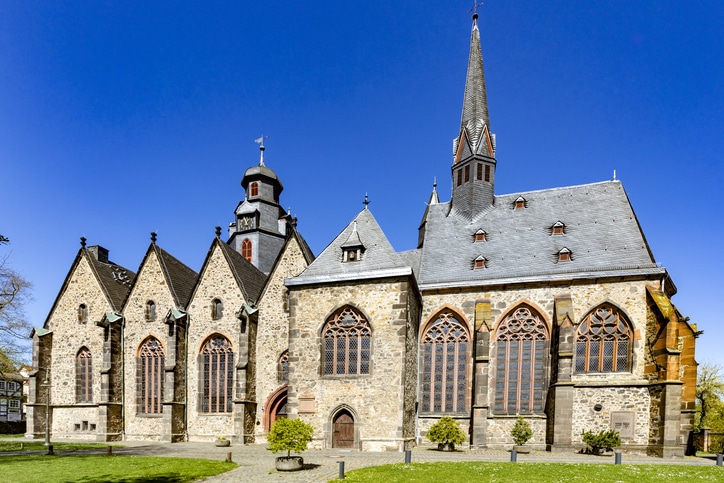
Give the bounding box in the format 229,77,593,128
212,299,223,320
343,248,362,262
473,256,486,269
558,247,572,262
552,221,565,235
78,304,88,323
514,196,526,209
145,300,156,321
249,182,259,197
474,229,486,242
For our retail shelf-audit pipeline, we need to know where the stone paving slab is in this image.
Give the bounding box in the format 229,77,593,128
4,439,721,483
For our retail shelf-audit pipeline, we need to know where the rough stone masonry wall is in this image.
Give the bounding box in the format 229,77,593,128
572,386,650,445
122,250,176,441
254,238,308,442
288,278,412,451
421,278,653,448
45,254,109,439
186,243,247,440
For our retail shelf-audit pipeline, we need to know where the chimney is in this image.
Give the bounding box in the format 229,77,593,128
87,245,109,263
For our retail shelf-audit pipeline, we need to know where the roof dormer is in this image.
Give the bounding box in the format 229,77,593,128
551,221,565,235
514,196,527,209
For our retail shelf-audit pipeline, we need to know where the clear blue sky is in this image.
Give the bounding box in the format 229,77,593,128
1,1,722,365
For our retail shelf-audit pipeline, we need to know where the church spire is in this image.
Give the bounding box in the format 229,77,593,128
450,11,497,219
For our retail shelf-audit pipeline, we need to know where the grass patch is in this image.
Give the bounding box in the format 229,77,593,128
0,440,122,452
337,461,724,482
0,454,237,483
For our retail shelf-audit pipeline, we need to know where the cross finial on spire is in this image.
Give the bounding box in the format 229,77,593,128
80,236,87,248
433,177,437,190
469,0,484,19
363,193,370,209
215,226,221,238
151,232,157,244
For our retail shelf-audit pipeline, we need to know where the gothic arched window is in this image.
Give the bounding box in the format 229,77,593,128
420,313,469,413
78,304,88,323
322,307,371,376
575,305,632,373
76,347,92,403
139,337,164,414
211,299,223,320
278,350,289,384
241,239,252,263
145,300,156,322
494,306,548,415
201,335,234,413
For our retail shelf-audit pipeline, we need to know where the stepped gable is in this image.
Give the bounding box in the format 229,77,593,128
288,207,411,286
419,180,662,287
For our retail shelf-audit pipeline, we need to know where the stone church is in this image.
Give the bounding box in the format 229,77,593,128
26,14,698,457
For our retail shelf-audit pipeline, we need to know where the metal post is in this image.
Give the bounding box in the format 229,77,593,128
510,449,517,462
41,370,52,447
717,454,723,466
405,449,411,464
337,460,345,479
614,452,622,465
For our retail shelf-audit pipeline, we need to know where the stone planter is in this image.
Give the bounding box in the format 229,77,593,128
275,456,304,471
513,445,531,454
215,439,231,447
437,442,455,452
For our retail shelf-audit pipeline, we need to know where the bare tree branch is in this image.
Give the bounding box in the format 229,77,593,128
0,257,33,367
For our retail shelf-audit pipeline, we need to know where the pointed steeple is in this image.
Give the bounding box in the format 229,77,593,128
450,12,497,219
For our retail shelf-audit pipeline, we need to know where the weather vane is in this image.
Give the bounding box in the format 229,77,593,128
254,135,268,147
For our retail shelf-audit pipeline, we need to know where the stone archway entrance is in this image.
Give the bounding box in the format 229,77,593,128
264,386,288,432
332,410,355,448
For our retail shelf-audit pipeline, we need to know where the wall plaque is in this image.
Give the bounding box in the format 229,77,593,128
610,411,635,439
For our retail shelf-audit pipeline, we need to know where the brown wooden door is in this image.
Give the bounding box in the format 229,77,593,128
333,411,354,448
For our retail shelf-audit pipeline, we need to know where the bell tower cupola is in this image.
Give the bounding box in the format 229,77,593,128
451,11,496,219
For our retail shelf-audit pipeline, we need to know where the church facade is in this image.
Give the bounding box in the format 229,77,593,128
26,15,697,457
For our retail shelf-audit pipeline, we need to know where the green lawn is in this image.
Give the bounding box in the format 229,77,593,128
337,461,724,482
0,455,237,483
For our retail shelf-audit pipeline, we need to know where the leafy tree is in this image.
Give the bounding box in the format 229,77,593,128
267,418,314,458
695,362,724,430
0,237,32,369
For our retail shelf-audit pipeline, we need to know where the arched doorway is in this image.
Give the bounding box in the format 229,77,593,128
264,386,288,432
332,409,355,448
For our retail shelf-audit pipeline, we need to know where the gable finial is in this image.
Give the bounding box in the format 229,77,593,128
254,135,268,166
150,232,157,244
613,169,617,181
363,193,370,209
80,236,87,248
215,226,221,238
433,177,437,191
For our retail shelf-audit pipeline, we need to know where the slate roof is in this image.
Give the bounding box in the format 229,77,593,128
287,208,412,286
152,245,198,309
418,180,663,288
216,239,268,304
85,252,136,311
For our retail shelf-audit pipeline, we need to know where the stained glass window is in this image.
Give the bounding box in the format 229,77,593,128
139,337,164,414
420,313,469,413
201,335,234,413
575,305,631,373
494,306,548,415
322,307,371,376
76,347,92,403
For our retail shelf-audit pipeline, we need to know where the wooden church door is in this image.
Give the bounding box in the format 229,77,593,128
333,411,354,448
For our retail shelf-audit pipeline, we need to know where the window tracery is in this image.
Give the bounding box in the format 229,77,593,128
322,307,371,376
575,305,631,373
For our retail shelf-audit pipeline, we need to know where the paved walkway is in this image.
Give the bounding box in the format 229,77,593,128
4,439,722,482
